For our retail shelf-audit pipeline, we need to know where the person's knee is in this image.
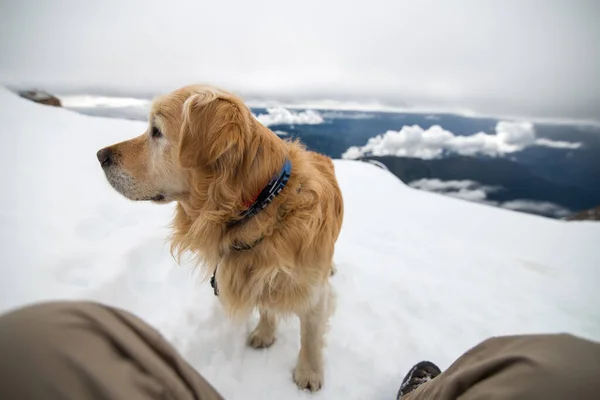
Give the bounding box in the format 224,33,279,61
466,333,600,399
0,300,140,399
0,300,111,368
474,333,583,357
0,300,104,334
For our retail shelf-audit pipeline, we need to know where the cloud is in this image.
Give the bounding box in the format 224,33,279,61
342,121,581,160
0,1,598,121
273,130,288,136
60,94,152,121
446,189,489,202
409,178,571,218
60,95,150,108
61,95,329,126
534,138,582,149
319,111,375,120
254,107,323,127
409,179,492,192
409,179,499,202
500,200,571,218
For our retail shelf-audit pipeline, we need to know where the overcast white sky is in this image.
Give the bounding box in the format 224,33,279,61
1,0,599,120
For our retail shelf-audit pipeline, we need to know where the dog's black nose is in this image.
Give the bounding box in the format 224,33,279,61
96,148,114,168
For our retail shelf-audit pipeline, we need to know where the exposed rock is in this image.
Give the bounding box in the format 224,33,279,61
566,205,600,221
18,90,62,107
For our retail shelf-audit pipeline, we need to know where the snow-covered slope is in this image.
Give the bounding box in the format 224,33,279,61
1,87,599,400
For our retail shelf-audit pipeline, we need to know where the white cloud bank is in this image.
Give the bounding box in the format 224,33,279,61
254,107,323,127
500,200,572,218
409,178,571,218
59,95,151,108
61,96,325,128
534,138,582,149
409,179,499,202
342,121,581,160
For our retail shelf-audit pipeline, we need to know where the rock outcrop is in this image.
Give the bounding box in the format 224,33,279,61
18,90,62,107
566,205,600,221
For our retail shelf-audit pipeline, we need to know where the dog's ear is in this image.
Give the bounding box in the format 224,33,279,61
178,92,249,170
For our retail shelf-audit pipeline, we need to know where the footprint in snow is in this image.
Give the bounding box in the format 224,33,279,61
122,236,174,292
73,217,111,241
54,255,98,288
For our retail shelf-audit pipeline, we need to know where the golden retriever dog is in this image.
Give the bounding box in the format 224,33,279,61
96,84,344,391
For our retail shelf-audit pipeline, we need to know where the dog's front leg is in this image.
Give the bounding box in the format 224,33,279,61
293,285,330,392
248,308,277,348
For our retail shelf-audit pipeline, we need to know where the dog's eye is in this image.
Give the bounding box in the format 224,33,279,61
150,126,162,138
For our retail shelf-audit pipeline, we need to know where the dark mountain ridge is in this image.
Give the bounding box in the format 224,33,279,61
363,155,600,213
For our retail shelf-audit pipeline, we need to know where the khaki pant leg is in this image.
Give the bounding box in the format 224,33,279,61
0,301,225,400
406,334,600,400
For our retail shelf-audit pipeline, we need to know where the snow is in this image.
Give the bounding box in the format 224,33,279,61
1,86,599,399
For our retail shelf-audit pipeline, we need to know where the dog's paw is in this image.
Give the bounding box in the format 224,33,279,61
248,329,276,349
293,365,323,392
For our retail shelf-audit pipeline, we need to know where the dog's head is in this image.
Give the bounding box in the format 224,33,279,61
96,85,257,204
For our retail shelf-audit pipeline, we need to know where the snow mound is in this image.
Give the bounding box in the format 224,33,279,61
1,87,599,400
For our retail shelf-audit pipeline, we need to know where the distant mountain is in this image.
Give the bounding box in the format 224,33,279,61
362,155,600,214
512,124,600,201
56,96,600,218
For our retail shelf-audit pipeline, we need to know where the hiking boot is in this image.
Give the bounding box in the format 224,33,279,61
397,361,442,399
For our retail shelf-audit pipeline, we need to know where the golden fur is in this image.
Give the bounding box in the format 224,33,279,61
97,84,344,391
